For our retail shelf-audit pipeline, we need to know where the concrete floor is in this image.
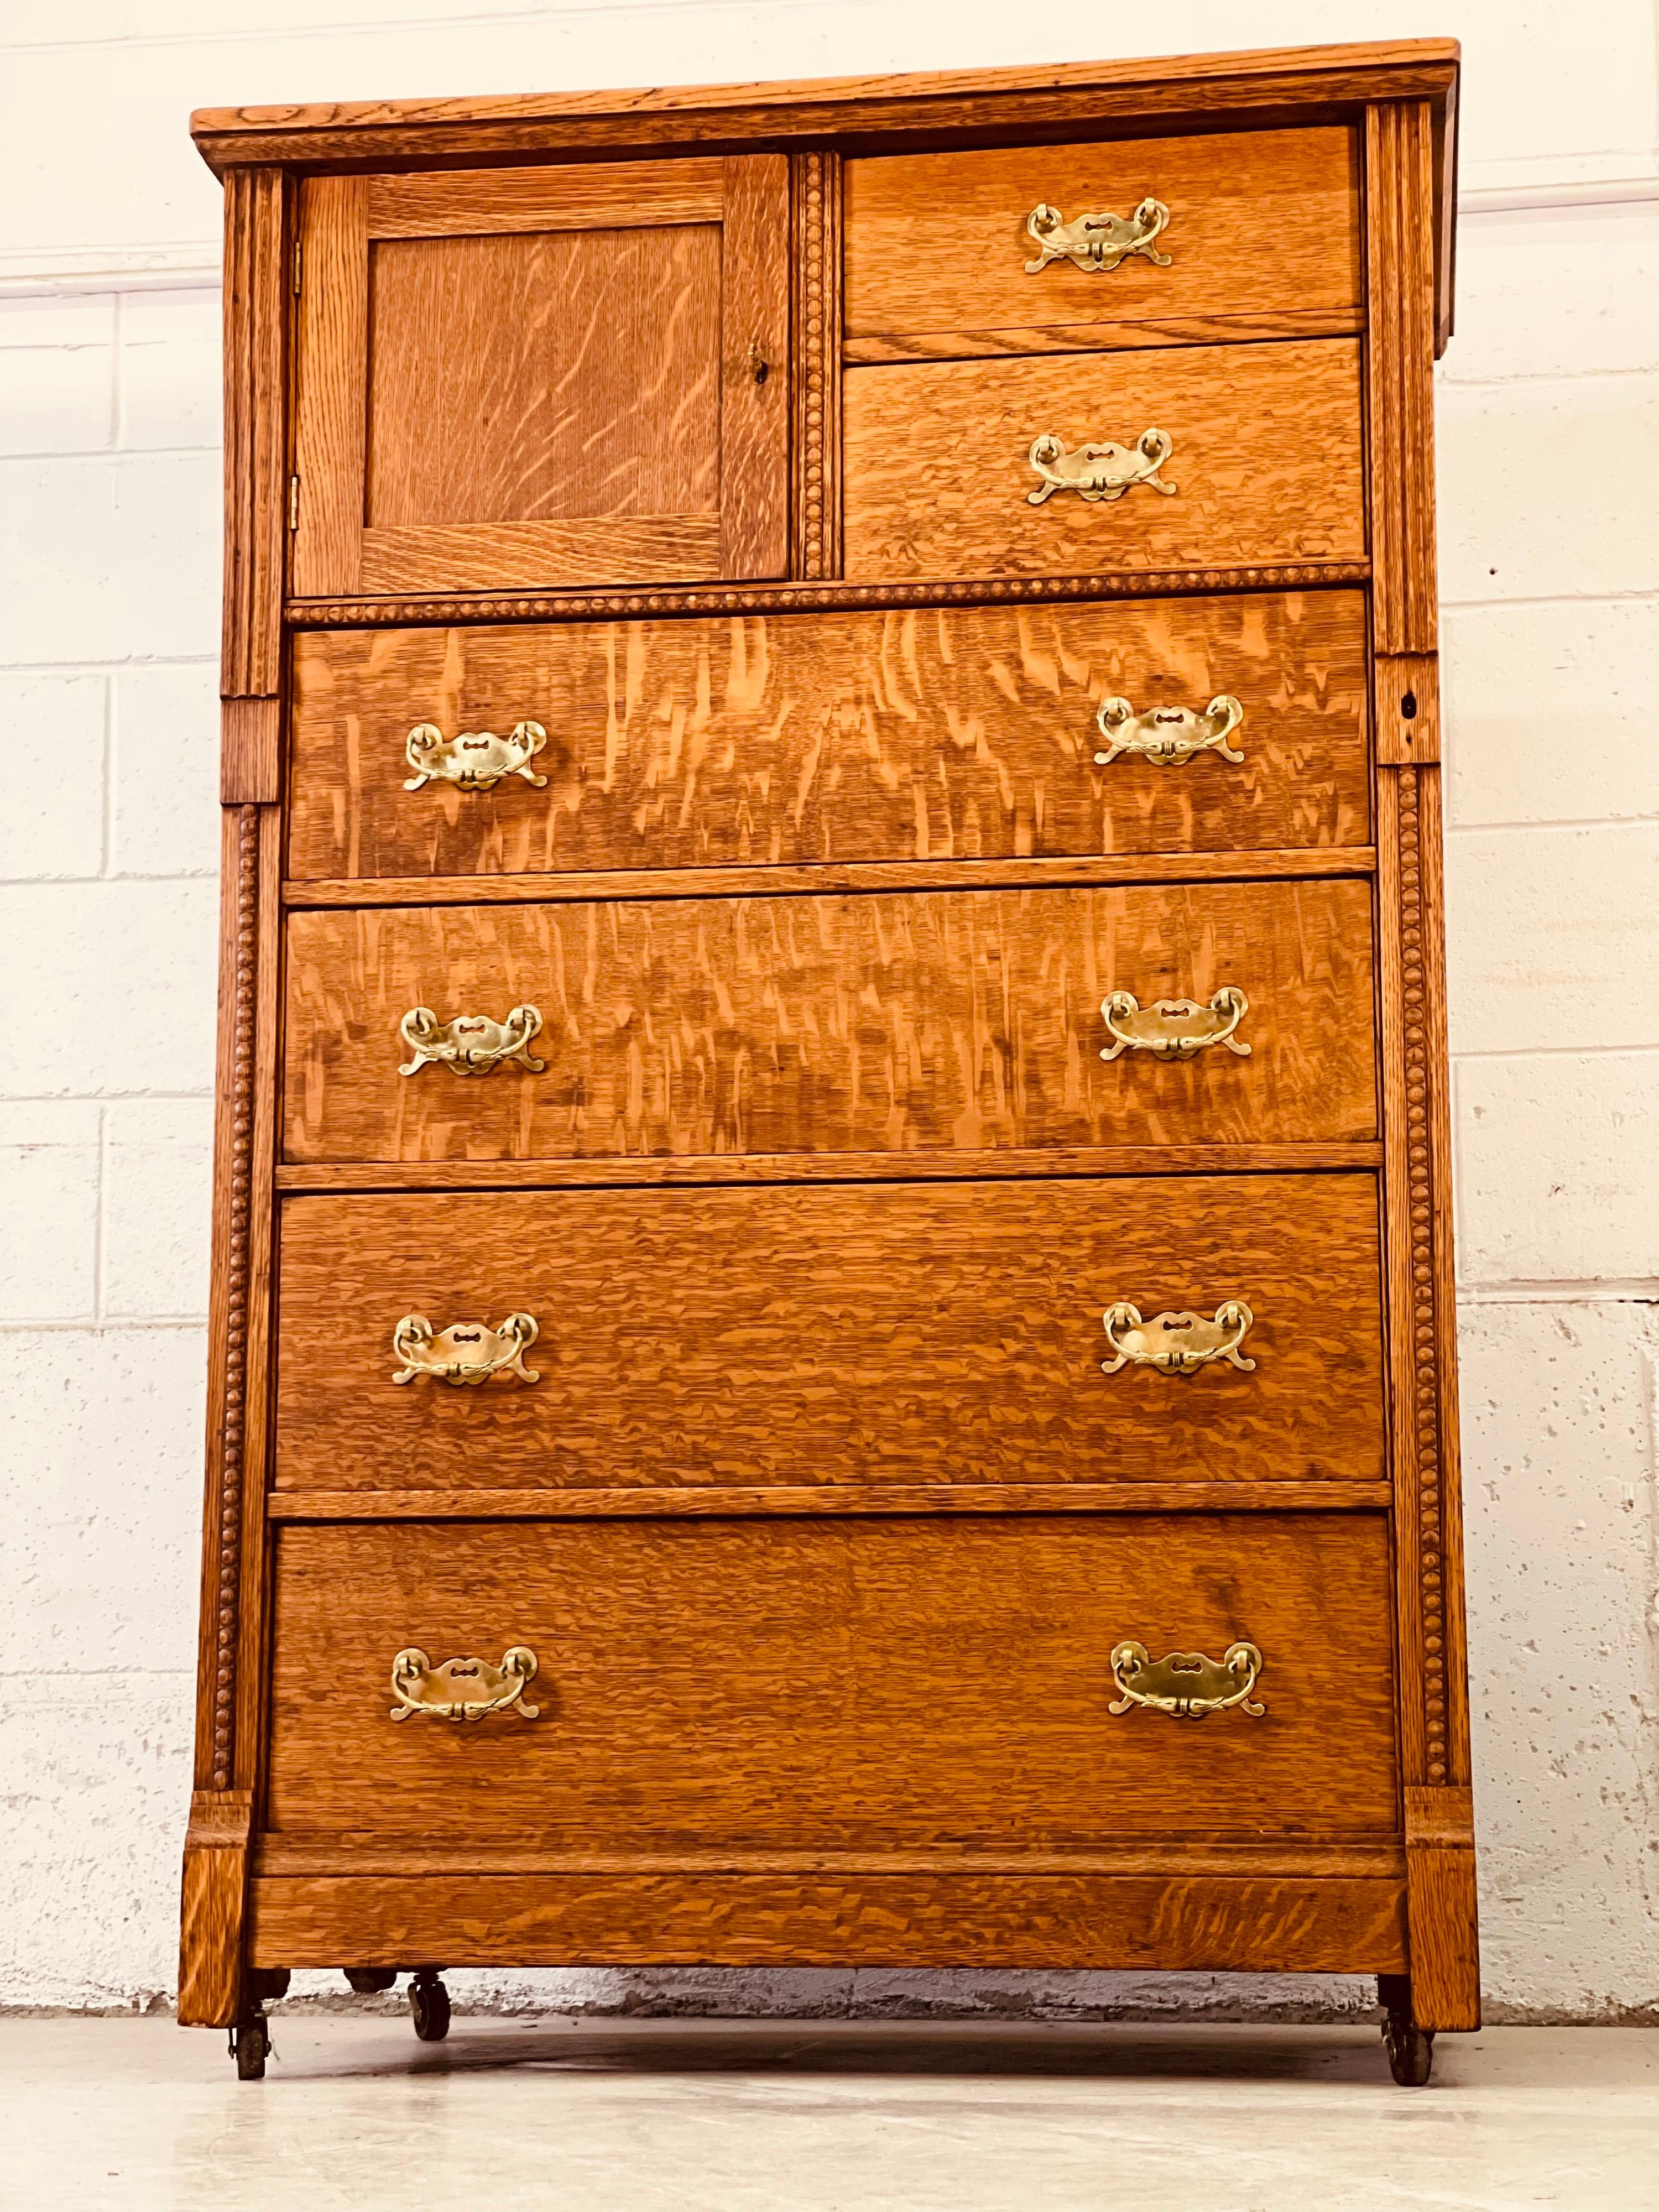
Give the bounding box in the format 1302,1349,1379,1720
3,2015,1655,2211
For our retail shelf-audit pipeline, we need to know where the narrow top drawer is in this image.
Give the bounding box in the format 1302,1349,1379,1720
844,127,1360,363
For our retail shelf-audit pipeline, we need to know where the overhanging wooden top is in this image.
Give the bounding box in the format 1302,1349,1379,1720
191,38,1459,342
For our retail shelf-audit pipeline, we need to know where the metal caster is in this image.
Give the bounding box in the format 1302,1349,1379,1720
231,2011,269,2081
344,1967,399,1994
1378,1974,1434,2086
409,1969,451,2042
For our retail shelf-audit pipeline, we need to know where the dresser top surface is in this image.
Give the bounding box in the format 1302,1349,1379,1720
190,38,1459,167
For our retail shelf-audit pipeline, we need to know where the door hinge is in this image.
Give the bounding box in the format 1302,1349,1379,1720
288,475,300,531
292,239,301,295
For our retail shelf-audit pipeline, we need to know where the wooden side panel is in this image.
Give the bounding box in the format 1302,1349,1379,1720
1405,1785,1481,2028
178,1790,253,2027
285,592,1371,883
249,1870,1407,1973
264,1515,1397,1842
844,127,1360,357
272,1175,1385,1494
220,166,286,715
844,340,1366,580
291,176,367,598
719,155,790,578
281,879,1379,1163
1365,102,1440,653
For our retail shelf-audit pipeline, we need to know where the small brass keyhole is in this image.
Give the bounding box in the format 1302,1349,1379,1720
749,341,770,385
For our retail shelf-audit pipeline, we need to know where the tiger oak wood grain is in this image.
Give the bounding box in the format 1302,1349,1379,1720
284,592,1370,882
367,160,726,238
272,1175,1385,1492
264,1480,1394,1520
249,1871,1407,1971
844,128,1359,359
254,1839,1406,1877
282,878,1378,1162
844,340,1365,581
365,226,721,530
264,1515,1397,1841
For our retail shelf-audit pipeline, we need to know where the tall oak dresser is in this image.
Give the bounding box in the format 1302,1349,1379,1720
181,39,1478,2084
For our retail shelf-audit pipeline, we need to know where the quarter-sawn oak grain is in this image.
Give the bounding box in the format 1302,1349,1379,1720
282,878,1378,1162
249,1870,1407,1973
272,1175,1385,1493
263,1514,1398,1842
844,128,1359,360
285,592,1370,882
843,339,1365,580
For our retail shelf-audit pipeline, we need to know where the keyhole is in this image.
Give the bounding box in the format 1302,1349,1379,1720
1401,690,1418,720
749,341,770,385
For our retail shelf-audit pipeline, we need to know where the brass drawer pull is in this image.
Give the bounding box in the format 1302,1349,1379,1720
391,1312,540,1386
399,1004,546,1077
1024,197,1172,274
1095,694,1244,768
1102,1300,1255,1375
390,1645,540,1723
404,719,549,791
1027,429,1175,507
1108,1640,1264,1720
1100,986,1250,1062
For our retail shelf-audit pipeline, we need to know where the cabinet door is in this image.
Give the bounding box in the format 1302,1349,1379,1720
292,158,789,597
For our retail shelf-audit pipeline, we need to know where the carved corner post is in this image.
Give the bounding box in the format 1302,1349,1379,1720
791,150,842,579
1366,99,1479,2032
180,165,288,2030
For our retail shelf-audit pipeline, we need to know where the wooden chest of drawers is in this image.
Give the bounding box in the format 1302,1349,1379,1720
181,38,1477,2087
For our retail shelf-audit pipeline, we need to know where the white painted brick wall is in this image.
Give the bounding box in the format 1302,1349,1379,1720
1,0,1656,2025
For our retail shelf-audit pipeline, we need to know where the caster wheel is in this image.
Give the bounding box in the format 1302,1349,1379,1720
1384,2012,1434,2086
232,2012,269,2081
410,1973,451,2043
345,1967,398,1995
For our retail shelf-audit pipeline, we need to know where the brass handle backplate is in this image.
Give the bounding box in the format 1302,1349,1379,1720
389,1645,540,1722
1025,197,1172,273
1027,429,1176,506
1108,1640,1264,1720
1102,1301,1255,1376
391,1312,540,1386
1100,987,1250,1062
1095,694,1244,768
399,1004,546,1077
404,719,549,791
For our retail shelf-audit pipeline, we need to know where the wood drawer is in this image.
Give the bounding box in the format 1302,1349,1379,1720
845,127,1360,362
272,1175,1385,1495
843,339,1364,582
285,593,1371,886
283,878,1378,1164
264,1514,1399,1845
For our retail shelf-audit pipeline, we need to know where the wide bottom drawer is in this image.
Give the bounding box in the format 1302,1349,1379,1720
264,1514,1399,1849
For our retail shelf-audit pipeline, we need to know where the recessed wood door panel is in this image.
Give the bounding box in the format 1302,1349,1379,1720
844,127,1360,361
272,1175,1384,1492
292,158,788,596
264,1514,1399,1842
283,879,1377,1163
843,339,1365,581
285,592,1370,883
